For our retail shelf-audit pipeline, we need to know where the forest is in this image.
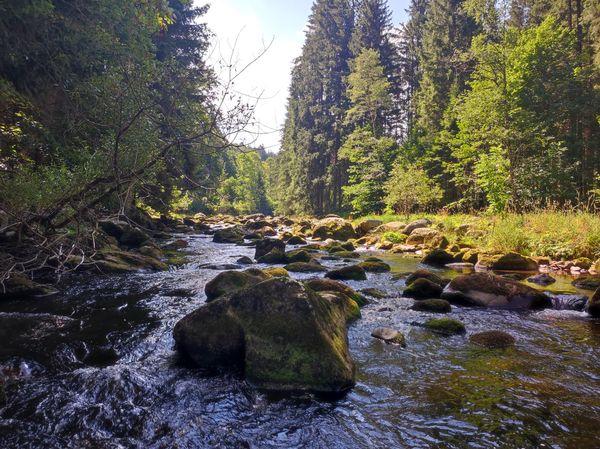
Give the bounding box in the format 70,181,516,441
2,1,600,448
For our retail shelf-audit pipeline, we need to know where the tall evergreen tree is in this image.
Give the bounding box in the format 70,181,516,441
274,0,354,215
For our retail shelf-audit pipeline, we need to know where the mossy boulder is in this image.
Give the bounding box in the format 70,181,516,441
317,291,361,322
162,239,188,251
574,257,593,269
174,278,355,393
285,249,312,263
404,278,443,299
572,276,600,291
304,278,368,307
254,238,286,260
358,261,391,273
257,249,288,264
423,318,466,336
325,265,367,281
406,227,440,246
332,251,361,259
312,217,357,241
204,269,270,301
371,327,406,346
359,288,387,299
0,273,58,300
356,219,383,235
96,249,168,272
263,267,290,278
213,227,245,244
411,299,452,313
441,272,551,310
119,227,151,248
285,262,328,273
236,256,254,265
287,236,307,245
476,252,539,272
586,288,600,317
403,218,432,235
469,331,516,349
422,248,455,267
405,269,447,288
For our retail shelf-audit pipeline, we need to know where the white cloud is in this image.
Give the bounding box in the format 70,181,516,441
201,1,304,152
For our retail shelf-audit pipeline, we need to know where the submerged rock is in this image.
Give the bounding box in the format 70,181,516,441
359,288,387,299
572,276,600,291
411,298,452,313
404,278,443,300
441,272,551,310
527,273,556,286
312,217,356,241
371,327,406,346
174,278,355,393
423,318,466,336
325,265,367,281
469,331,516,349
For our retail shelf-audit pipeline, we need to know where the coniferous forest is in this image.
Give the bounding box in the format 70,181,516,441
3,2,600,449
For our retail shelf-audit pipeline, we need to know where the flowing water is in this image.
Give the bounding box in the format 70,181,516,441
1,232,600,449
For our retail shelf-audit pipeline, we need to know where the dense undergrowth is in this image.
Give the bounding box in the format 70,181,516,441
353,211,600,261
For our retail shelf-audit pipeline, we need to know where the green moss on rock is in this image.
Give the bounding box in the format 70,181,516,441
424,318,466,336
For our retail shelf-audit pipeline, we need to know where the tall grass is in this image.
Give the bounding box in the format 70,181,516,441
353,211,600,260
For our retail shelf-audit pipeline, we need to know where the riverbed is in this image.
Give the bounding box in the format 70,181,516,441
1,232,599,449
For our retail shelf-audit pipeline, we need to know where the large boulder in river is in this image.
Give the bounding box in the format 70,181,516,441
355,219,383,235
174,278,355,393
441,272,551,310
403,278,443,299
476,252,538,272
254,238,286,260
205,269,270,301
422,248,455,266
213,227,245,244
312,217,356,241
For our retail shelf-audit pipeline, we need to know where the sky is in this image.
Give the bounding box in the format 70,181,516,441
200,0,410,152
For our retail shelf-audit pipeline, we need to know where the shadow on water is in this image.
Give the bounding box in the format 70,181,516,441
1,234,600,448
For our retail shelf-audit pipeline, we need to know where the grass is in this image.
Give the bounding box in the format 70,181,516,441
353,211,600,261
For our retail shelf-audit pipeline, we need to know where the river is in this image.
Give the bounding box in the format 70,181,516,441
1,231,600,448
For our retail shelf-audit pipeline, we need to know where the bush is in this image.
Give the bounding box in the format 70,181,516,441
382,231,406,244
384,163,443,214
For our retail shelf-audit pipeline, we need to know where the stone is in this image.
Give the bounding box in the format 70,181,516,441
441,272,551,310
285,262,328,273
359,288,387,299
263,267,290,278
287,236,307,245
255,238,286,260
312,217,357,241
586,288,600,317
405,269,447,288
404,278,443,299
411,299,452,313
406,227,440,245
304,278,368,307
356,219,383,235
257,249,288,264
358,261,391,273
0,273,58,300
572,276,600,291
331,251,361,259
371,327,406,346
423,318,466,336
174,278,355,393
374,221,407,233
527,273,556,286
476,252,539,272
422,248,455,267
138,246,163,260
204,269,270,301
162,239,188,251
213,227,245,244
403,218,432,235
469,331,516,349
285,250,313,263
236,256,254,265
96,249,168,272
325,265,367,281
574,257,593,270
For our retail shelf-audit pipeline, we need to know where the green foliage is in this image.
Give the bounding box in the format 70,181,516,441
384,162,444,214
382,231,406,243
217,150,272,216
